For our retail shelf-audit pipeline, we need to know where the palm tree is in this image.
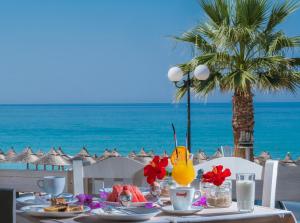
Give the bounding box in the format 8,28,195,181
173,0,300,160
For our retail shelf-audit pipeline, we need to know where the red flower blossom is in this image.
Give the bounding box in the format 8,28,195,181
202,165,231,186
144,156,168,185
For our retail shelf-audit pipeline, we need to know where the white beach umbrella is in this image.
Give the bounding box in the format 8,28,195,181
111,148,120,157
57,147,71,161
0,153,6,162
5,147,17,161
211,148,223,159
147,150,155,157
12,147,39,169
138,148,148,157
97,149,111,161
259,151,271,160
281,152,297,167
193,150,207,165
128,150,136,158
72,147,96,165
254,151,271,165
36,149,44,158
6,147,17,161
77,147,90,157
34,148,71,171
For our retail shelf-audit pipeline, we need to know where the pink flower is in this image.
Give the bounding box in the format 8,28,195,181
99,191,109,200
144,202,154,208
89,201,105,209
76,194,93,205
193,196,207,207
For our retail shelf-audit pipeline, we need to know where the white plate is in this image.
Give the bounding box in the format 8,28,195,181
91,207,160,221
104,201,149,207
17,195,78,205
20,204,90,218
161,205,203,215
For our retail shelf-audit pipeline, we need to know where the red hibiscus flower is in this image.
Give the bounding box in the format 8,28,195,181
144,156,168,185
202,165,231,186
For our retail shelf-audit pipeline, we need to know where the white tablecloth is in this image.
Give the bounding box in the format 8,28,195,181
17,202,296,223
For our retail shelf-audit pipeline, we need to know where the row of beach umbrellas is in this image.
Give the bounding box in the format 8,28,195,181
0,147,299,169
0,147,94,170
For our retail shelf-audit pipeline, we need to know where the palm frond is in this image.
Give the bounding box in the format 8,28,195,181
222,70,256,92
265,0,300,33
290,57,300,66
173,31,216,53
235,0,268,29
257,70,300,92
192,71,223,96
175,86,187,101
268,34,300,54
198,0,230,26
248,55,292,71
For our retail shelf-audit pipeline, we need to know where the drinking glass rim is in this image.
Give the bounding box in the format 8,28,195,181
236,173,255,176
170,187,195,191
43,176,65,179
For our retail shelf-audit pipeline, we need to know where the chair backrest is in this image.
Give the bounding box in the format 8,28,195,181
275,163,300,202
194,157,263,180
194,157,278,208
73,157,145,194
0,169,71,193
0,188,16,223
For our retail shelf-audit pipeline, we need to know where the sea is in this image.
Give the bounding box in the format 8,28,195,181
0,102,299,164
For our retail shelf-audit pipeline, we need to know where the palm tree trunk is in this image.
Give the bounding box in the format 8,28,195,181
232,88,255,160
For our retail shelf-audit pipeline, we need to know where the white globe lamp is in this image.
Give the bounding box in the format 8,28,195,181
194,64,210,80
168,66,184,82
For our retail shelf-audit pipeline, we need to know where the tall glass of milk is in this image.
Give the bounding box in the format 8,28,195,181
236,173,255,212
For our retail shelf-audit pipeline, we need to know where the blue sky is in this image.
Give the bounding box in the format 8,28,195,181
0,0,299,104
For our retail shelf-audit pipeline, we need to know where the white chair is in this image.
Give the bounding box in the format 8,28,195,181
276,164,300,222
72,156,279,208
72,157,145,194
194,157,278,208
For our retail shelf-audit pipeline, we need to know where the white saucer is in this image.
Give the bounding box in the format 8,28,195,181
161,205,203,215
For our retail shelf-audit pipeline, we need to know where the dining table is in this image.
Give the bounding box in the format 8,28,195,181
17,202,296,223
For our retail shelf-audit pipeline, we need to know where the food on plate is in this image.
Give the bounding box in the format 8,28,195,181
107,184,147,202
50,197,67,206
66,205,84,212
44,197,83,212
43,205,68,212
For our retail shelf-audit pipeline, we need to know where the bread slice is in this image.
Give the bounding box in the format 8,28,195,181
66,205,84,212
43,205,67,212
51,197,67,206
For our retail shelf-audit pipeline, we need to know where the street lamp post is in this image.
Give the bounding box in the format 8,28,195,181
168,65,210,153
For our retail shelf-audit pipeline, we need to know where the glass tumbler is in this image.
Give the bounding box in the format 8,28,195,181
236,173,255,212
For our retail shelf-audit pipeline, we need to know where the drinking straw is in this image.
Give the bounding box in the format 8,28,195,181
185,132,188,164
171,123,178,157
171,123,178,147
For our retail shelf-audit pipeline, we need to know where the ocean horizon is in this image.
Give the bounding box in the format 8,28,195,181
0,102,299,161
